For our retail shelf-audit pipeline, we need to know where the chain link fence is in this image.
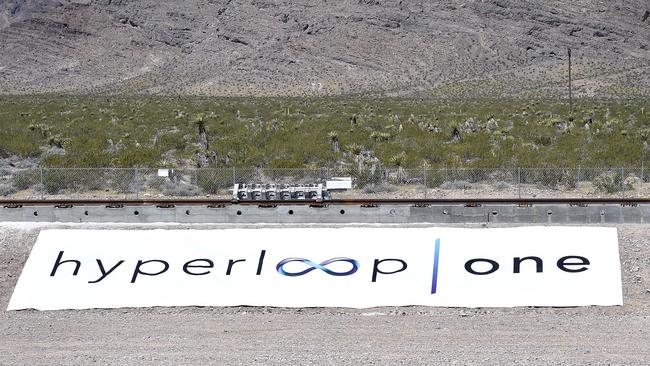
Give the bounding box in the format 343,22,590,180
0,166,648,200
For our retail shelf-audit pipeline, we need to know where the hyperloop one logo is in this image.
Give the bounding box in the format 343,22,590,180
276,257,360,276
275,239,442,295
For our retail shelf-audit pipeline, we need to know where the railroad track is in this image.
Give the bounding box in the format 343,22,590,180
1,198,648,223
1,198,649,206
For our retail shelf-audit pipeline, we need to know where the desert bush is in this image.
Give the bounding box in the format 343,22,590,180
12,170,39,190
525,169,577,189
440,180,471,190
42,169,75,194
424,169,445,188
370,131,392,142
487,169,515,183
42,168,110,194
593,171,632,193
0,183,16,196
107,169,135,193
1,96,649,171
345,166,383,189
623,176,639,189
493,181,510,190
363,184,398,194
162,181,199,197
196,169,232,194
156,132,186,151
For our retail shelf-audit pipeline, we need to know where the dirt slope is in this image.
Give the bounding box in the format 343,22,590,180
1,0,650,96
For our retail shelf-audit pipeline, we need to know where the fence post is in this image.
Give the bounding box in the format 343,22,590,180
134,167,139,200
123,169,127,200
423,167,427,199
232,166,236,187
39,167,44,200
517,167,521,199
621,167,625,197
642,161,645,182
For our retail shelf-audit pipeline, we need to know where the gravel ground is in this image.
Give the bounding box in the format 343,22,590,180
0,223,649,366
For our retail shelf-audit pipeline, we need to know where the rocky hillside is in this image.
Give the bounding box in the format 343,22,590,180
1,0,649,97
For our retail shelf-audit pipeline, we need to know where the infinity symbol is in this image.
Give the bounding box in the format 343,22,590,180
276,257,359,277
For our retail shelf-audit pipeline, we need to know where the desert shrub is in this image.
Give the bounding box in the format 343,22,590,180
12,170,39,190
162,181,199,197
593,171,632,193
107,169,135,193
370,131,392,141
42,168,110,194
141,173,164,191
345,167,383,189
196,169,232,194
156,132,186,151
487,170,514,183
524,169,577,189
623,176,639,189
386,167,413,185
1,96,648,171
424,169,445,188
557,170,577,189
42,169,75,194
0,129,41,157
440,180,471,190
363,184,398,194
493,181,510,190
0,183,16,196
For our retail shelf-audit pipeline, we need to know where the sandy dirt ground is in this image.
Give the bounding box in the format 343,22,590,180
0,223,649,366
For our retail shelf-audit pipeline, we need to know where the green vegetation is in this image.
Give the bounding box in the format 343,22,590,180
0,95,648,168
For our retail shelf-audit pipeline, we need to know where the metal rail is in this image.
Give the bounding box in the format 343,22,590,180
1,198,648,207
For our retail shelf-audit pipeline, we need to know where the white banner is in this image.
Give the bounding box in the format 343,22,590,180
8,227,622,310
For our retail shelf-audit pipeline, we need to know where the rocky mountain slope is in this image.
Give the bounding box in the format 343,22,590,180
1,0,649,97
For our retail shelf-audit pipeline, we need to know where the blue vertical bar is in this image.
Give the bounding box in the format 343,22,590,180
431,239,440,294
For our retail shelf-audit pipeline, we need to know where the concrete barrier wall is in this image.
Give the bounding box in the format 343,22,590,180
2,204,650,224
